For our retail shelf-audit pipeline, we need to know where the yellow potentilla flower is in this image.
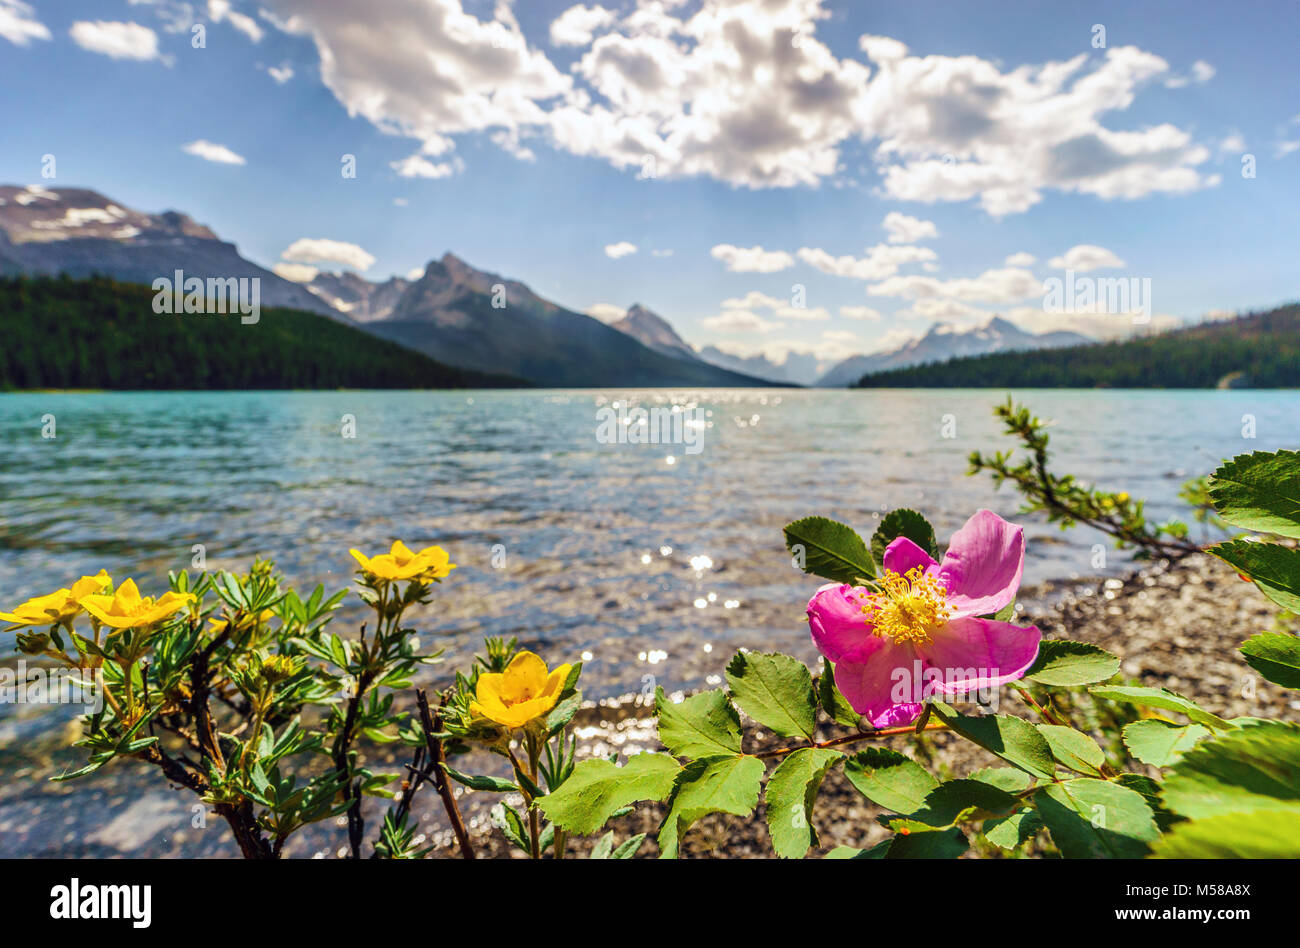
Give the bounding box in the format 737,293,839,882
79,578,193,630
0,571,112,628
349,541,456,583
470,651,572,730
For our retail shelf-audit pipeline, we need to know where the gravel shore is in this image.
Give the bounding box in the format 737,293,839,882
1,553,1293,858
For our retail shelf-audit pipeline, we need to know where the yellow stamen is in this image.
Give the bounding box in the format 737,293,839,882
861,566,953,645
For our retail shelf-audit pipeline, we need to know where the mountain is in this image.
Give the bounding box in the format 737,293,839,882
0,185,343,319
0,275,523,390
816,316,1092,387
608,304,700,361
364,253,777,387
306,270,410,322
854,304,1300,388
697,346,829,386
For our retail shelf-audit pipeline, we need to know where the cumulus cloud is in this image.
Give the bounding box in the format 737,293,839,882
1048,244,1125,271
256,0,1216,214
281,237,376,272
721,290,829,321
208,0,262,41
69,20,162,60
182,139,246,165
868,266,1042,304
390,154,458,179
839,305,883,321
797,243,937,280
273,262,319,283
604,241,637,259
0,0,49,46
701,309,783,333
711,244,795,273
268,62,294,83
549,4,616,47
881,211,938,243
586,303,626,322
1004,252,1037,267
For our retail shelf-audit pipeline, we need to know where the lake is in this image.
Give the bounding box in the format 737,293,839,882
2,388,1298,709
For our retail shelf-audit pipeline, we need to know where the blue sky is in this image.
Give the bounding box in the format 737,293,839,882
2,0,1298,364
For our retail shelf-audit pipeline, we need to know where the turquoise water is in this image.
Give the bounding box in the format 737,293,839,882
2,388,1298,703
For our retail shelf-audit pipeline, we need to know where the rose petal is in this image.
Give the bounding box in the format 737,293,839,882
882,536,939,578
833,643,924,728
935,509,1025,618
807,583,884,664
918,617,1042,694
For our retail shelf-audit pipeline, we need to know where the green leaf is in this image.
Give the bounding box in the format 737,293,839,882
538,753,681,835
725,651,817,740
1088,685,1230,730
870,508,938,563
875,820,969,858
1035,778,1160,858
909,778,1018,827
1160,720,1300,820
1210,539,1300,612
817,662,861,727
983,809,1044,849
930,705,1056,779
1208,449,1300,539
544,691,582,736
1122,719,1210,767
1239,632,1300,689
764,748,842,858
1035,724,1106,776
590,831,615,859
658,755,765,859
969,767,1033,793
1152,809,1300,858
610,833,647,859
1022,640,1120,686
843,747,939,813
783,516,875,583
441,765,517,793
654,687,743,758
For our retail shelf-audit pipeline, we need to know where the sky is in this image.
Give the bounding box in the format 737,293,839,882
2,0,1299,365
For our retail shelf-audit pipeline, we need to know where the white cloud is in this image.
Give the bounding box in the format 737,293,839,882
182,139,246,165
549,4,616,47
604,241,637,259
1166,59,1215,88
273,262,319,283
701,310,783,333
711,243,795,273
839,305,883,321
797,243,937,281
257,0,1215,213
208,0,262,41
0,0,49,46
69,20,162,60
405,266,425,280
720,290,828,321
881,211,938,244
268,62,294,83
651,248,674,257
390,154,458,179
868,266,1042,304
586,302,627,322
1047,244,1125,271
1004,252,1037,267
281,237,376,272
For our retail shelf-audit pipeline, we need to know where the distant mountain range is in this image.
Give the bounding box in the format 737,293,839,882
0,184,772,389
815,317,1092,387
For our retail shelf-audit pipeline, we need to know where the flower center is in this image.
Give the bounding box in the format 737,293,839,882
861,566,953,645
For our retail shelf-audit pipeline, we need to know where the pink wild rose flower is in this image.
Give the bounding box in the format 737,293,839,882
807,509,1041,728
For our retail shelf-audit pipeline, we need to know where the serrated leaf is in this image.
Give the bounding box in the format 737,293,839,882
725,651,817,740
764,748,842,858
783,516,875,583
930,705,1056,779
909,778,1019,827
983,808,1044,849
817,662,860,727
1209,539,1300,612
1122,719,1210,767
870,508,938,563
657,755,765,859
538,753,680,835
1036,724,1106,776
1022,640,1120,686
1239,632,1300,689
969,767,1033,793
843,747,939,813
1160,720,1300,820
1035,778,1159,858
1208,449,1300,539
1152,809,1300,858
875,820,969,858
655,687,742,758
1089,685,1230,730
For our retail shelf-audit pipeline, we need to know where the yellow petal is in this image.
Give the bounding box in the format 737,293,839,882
114,579,142,612
540,664,572,701
500,651,549,704
390,540,415,564
475,672,506,707
349,549,372,570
